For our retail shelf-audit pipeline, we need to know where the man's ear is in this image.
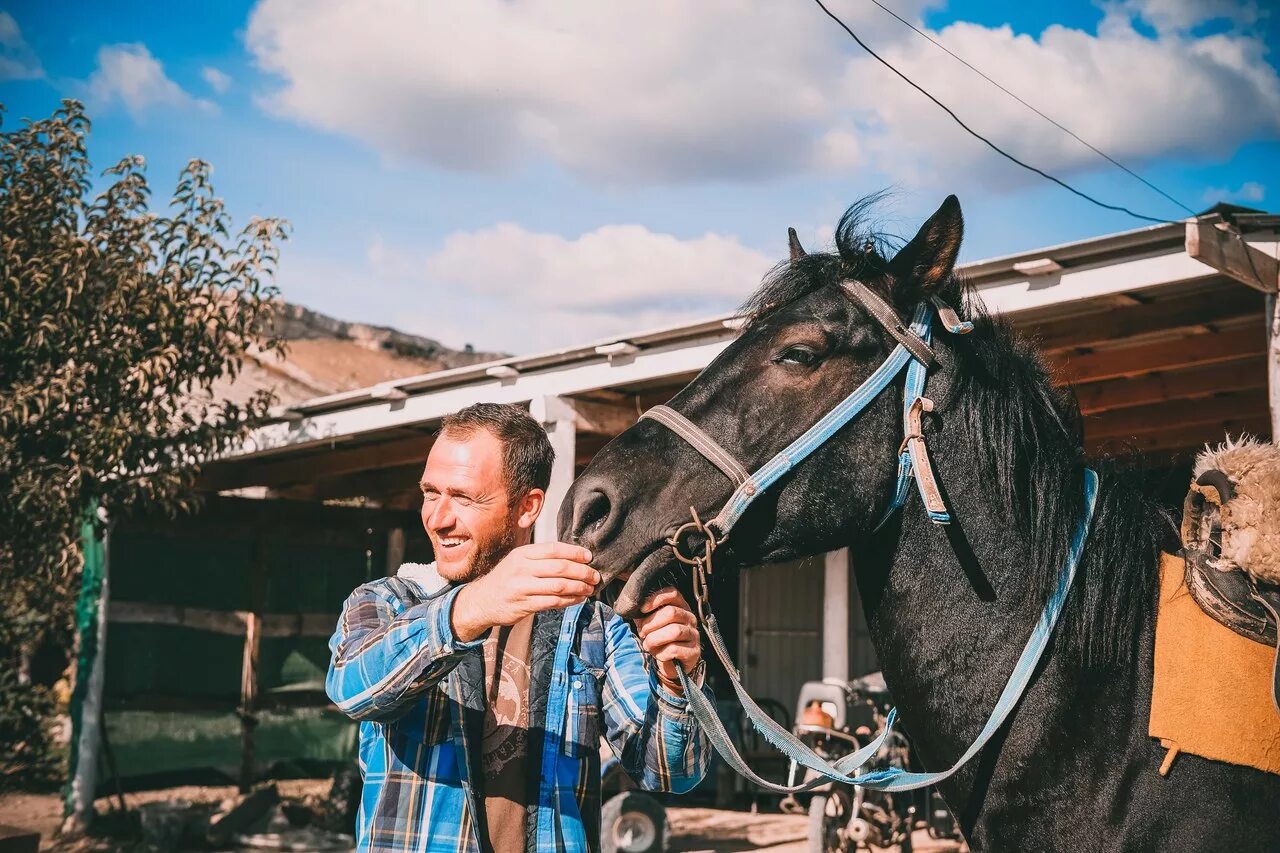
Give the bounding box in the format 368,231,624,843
887,195,963,303
516,488,546,530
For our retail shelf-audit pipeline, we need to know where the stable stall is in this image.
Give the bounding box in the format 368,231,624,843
67,212,1280,807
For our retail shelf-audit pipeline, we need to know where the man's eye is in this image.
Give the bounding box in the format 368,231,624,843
422,491,439,501
775,345,821,367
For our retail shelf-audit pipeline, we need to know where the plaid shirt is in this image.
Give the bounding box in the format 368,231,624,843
327,568,712,852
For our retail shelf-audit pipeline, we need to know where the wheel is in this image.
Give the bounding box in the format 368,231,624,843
601,791,666,853
807,789,852,853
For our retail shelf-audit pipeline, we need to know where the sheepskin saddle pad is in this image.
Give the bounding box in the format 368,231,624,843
1178,437,1280,706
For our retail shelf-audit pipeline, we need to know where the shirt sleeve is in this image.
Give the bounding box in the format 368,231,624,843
325,582,487,722
599,607,713,793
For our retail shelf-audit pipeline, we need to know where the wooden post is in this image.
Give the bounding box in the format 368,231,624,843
531,396,577,544
1269,292,1280,439
386,527,406,577
239,533,266,792
63,503,109,833
822,549,850,682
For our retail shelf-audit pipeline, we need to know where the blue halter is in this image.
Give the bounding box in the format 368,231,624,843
640,284,1099,794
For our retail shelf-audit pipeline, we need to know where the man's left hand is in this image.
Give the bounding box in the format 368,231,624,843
633,587,701,695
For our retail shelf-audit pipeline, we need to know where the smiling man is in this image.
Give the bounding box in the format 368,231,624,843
326,402,712,853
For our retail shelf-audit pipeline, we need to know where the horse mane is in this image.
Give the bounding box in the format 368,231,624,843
742,196,1171,672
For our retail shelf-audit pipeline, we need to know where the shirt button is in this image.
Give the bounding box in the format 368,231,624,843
572,680,582,690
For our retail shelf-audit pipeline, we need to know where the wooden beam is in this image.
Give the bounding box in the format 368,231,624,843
1085,389,1268,441
1051,324,1266,384
1088,414,1271,455
1186,219,1279,293
1025,284,1260,354
1269,293,1280,439
1074,358,1267,416
569,396,638,436
107,601,335,638
240,534,266,791
199,433,434,492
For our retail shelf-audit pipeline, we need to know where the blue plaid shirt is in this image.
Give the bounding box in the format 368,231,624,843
327,568,712,852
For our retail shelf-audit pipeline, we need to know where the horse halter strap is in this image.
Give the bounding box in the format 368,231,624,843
640,280,969,564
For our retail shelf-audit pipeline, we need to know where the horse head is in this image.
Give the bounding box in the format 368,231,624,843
561,195,966,617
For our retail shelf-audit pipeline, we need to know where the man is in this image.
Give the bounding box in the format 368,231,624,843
327,402,712,852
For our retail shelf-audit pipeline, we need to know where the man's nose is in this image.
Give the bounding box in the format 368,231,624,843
425,495,455,530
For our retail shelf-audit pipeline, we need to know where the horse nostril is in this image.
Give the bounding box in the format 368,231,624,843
572,486,616,549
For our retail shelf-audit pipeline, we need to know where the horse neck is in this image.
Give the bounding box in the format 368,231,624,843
851,410,1079,789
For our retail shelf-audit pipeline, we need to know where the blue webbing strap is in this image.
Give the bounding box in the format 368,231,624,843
712,303,933,535
678,468,1099,793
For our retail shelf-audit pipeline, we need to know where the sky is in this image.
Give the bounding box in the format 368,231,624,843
2,0,1277,354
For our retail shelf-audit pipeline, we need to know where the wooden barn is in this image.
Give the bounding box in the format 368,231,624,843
66,210,1280,805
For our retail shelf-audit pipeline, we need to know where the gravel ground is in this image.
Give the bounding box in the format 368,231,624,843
2,790,967,852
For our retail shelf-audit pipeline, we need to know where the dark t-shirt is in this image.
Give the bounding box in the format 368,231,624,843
479,615,534,853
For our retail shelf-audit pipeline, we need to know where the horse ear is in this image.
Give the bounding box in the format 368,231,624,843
887,195,963,298
787,227,806,263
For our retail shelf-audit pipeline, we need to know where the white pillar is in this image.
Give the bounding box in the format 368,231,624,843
531,396,577,544
823,548,850,682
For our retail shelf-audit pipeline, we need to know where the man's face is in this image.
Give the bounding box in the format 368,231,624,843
420,428,523,583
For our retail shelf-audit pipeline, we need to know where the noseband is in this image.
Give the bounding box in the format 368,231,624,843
637,279,1100,794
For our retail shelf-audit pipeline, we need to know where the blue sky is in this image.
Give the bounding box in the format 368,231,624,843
3,0,1277,353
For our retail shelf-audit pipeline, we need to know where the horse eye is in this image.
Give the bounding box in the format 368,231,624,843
775,345,821,367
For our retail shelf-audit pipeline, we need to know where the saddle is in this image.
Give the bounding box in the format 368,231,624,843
1179,437,1280,708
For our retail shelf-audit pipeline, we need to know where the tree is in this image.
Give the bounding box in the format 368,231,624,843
0,100,287,785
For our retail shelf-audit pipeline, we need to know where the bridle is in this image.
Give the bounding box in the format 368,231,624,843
637,279,1099,794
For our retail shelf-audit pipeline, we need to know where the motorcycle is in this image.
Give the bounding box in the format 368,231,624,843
781,672,961,852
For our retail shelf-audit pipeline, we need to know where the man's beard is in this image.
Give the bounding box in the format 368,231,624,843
452,515,519,583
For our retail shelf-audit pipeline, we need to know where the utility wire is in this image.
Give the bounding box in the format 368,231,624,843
864,0,1196,216
811,0,1182,225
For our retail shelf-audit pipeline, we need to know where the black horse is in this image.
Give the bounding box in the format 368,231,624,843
560,196,1280,851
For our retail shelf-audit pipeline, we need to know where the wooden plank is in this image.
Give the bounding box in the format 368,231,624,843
1025,284,1260,353
1088,413,1271,455
240,534,266,791
570,396,638,436
199,433,435,492
107,601,334,638
1186,219,1279,293
1074,358,1267,416
1050,324,1266,384
1269,293,1280,438
1085,389,1268,441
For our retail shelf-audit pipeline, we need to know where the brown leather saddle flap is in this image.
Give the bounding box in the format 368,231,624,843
1149,553,1280,775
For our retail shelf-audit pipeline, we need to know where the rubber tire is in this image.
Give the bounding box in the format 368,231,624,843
807,793,848,853
601,791,666,853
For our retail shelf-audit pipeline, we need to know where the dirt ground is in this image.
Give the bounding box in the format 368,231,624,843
0,787,966,852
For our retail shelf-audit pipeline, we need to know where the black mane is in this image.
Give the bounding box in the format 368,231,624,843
742,197,1169,672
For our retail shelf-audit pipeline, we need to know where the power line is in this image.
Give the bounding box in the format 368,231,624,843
811,0,1182,225
864,0,1196,216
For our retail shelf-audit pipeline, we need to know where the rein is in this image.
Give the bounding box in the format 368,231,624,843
639,281,1100,793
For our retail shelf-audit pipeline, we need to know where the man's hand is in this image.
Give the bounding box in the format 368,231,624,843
633,587,701,695
451,542,599,642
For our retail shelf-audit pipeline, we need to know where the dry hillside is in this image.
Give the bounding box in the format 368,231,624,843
214,302,506,408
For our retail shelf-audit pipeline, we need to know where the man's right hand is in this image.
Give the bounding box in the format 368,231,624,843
450,542,599,643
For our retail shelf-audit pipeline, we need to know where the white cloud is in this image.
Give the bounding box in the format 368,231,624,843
0,12,43,80
1202,180,1265,204
841,16,1280,189
86,44,215,119
201,65,232,94
244,0,1280,191
1120,0,1262,34
244,0,929,183
277,224,774,353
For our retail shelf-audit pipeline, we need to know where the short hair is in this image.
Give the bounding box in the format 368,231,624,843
438,403,555,501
